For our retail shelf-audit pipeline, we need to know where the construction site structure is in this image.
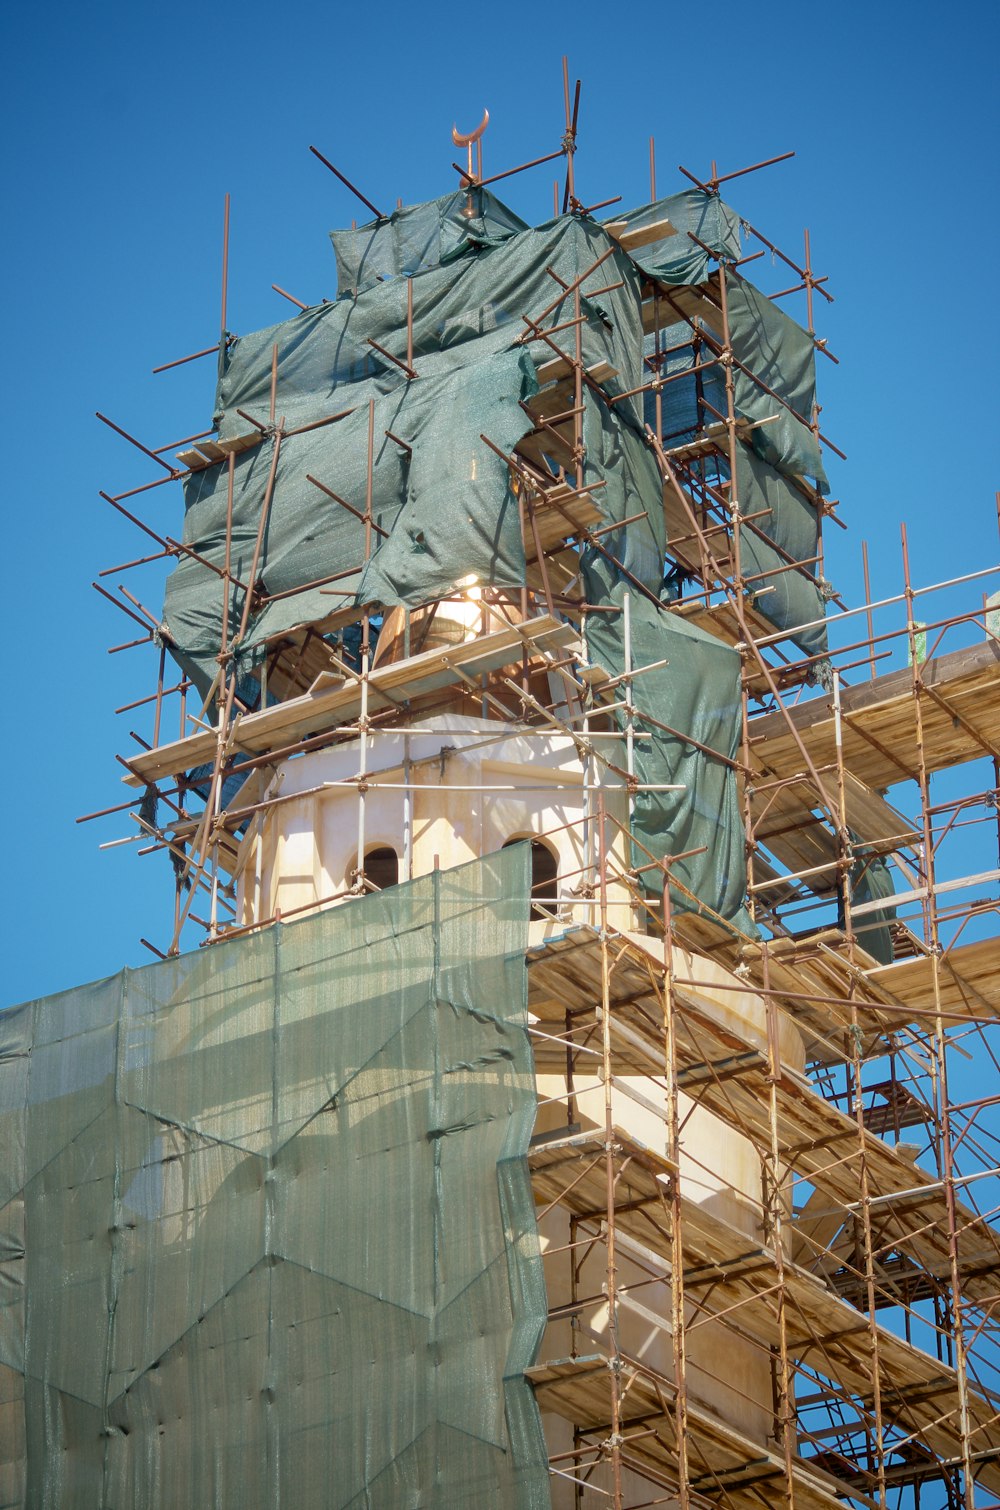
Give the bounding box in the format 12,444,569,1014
6,63,1000,1510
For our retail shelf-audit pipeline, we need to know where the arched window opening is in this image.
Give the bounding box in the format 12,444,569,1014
364,846,399,892
504,838,559,921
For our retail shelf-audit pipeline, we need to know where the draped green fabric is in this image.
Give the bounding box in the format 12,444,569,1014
0,849,550,1509
213,213,643,442
583,581,754,937
331,187,529,297
165,211,651,698
604,188,742,286
845,848,898,966
734,445,828,658
725,271,828,491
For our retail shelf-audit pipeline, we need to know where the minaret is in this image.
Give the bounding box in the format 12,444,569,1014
26,89,998,1510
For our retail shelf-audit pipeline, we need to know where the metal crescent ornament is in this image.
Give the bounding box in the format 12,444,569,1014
451,109,489,149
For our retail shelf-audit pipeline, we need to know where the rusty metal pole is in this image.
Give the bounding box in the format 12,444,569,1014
209,450,238,940
902,522,977,1510
848,1013,890,1510
406,277,414,375
761,947,799,1510
716,259,743,597
715,260,764,939
561,58,576,210
660,868,690,1509
152,642,166,749
596,795,624,1507
172,399,283,948
355,398,376,890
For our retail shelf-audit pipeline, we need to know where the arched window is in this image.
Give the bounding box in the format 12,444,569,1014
504,838,559,921
364,845,399,892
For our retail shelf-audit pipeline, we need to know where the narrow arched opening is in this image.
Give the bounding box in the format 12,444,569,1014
504,838,559,921
363,845,399,892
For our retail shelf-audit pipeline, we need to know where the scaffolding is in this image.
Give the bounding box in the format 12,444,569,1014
80,59,1000,1509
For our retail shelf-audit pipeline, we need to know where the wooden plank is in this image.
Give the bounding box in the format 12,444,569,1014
530,1121,1000,1493
604,216,678,251
752,780,840,892
523,491,602,559
868,936,1000,1022
178,430,263,473
736,930,893,1064
842,770,920,852
750,639,1000,790
527,1351,847,1508
750,852,804,910
669,599,782,697
532,356,617,388
526,927,1000,1300
122,615,577,787
515,425,574,470
215,431,262,457
641,276,723,337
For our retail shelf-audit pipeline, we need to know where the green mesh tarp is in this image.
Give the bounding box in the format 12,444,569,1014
734,445,827,658
725,271,828,492
356,351,538,607
603,188,742,287
639,278,826,491
331,187,529,297
0,848,550,1508
583,581,753,935
640,327,829,657
608,197,826,493
214,211,642,442
169,351,542,694
843,847,898,966
580,388,664,587
640,275,826,497
643,322,726,446
164,209,653,697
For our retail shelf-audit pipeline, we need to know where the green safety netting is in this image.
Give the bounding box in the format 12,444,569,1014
331,187,530,297
639,280,826,494
844,847,898,966
165,209,654,698
356,350,538,607
580,388,665,587
213,212,642,442
643,322,726,446
733,446,827,659
644,328,827,658
725,271,828,492
0,848,550,1508
583,575,754,937
603,187,742,287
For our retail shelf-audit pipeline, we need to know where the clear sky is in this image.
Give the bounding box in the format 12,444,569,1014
2,0,998,1005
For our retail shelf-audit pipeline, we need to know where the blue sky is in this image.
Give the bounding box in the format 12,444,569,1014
3,0,998,1004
